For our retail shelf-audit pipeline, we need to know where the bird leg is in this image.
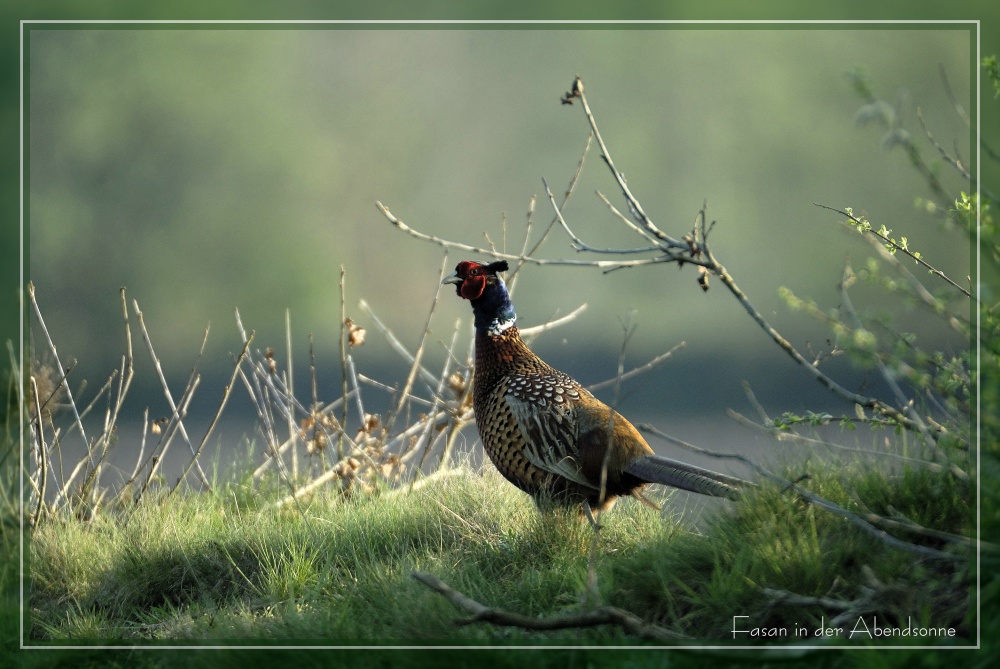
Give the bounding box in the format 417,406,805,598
632,490,663,511
582,499,602,530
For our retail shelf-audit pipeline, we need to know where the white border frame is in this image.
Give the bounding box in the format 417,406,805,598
18,18,982,652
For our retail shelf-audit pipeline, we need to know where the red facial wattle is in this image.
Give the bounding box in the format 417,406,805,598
454,261,487,300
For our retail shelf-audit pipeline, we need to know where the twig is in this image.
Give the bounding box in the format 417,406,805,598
411,415,448,479
697,226,934,438
236,308,281,461
916,107,969,181
542,178,660,255
762,587,854,611
814,203,970,299
127,407,150,486
170,331,254,495
510,133,594,288
33,359,75,419
561,75,684,249
411,571,684,640
339,266,348,460
389,469,470,498
516,303,588,345
28,282,94,470
346,354,365,427
391,411,461,464
357,375,433,407
29,376,47,526
426,320,464,472
938,64,970,128
307,332,325,471
248,348,366,468
838,264,967,481
847,493,987,550
405,321,463,478
73,371,114,427
285,310,297,480
436,423,466,473
232,324,321,542
376,200,678,272
587,342,685,393
857,224,969,334
133,299,212,489
275,443,376,507
100,287,136,490
740,379,772,425
595,190,660,245
385,255,450,438
135,374,201,503
507,195,536,298
726,408,945,472
359,298,439,388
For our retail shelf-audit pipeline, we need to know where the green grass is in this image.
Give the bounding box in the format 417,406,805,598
24,456,971,647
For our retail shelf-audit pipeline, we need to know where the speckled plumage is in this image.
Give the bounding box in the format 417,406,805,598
444,260,746,514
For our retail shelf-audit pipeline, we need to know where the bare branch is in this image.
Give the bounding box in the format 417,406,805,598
762,587,854,612
916,107,969,180
28,282,93,470
838,264,967,481
937,63,970,128
700,239,936,438
339,266,349,460
411,571,684,640
134,373,201,503
359,297,438,388
376,200,681,272
384,254,450,438
133,299,212,489
586,342,685,393
542,178,661,255
560,75,685,249
639,424,963,562
518,303,588,341
29,376,47,526
510,132,593,288
596,190,663,245
170,331,254,495
284,310,297,480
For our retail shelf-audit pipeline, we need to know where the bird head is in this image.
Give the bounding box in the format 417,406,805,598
443,260,509,300
444,260,516,335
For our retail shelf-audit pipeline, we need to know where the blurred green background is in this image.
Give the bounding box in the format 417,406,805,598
25,27,972,448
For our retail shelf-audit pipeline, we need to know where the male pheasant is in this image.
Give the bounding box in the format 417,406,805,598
444,259,747,521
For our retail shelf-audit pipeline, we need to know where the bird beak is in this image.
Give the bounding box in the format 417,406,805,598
442,272,461,285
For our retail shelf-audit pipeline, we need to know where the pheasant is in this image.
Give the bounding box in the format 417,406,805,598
444,259,748,522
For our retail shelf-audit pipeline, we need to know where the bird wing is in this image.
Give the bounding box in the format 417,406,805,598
504,371,596,490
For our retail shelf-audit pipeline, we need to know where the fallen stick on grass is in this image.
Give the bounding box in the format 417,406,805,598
410,570,684,640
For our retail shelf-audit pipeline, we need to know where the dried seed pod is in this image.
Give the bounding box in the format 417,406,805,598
344,317,366,348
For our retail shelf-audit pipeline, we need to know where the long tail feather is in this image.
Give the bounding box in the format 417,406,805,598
624,454,748,500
